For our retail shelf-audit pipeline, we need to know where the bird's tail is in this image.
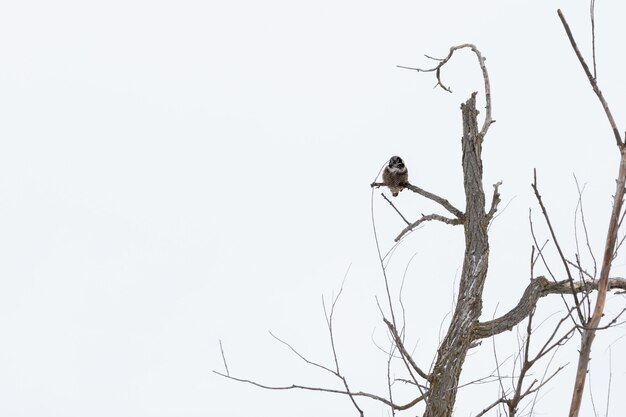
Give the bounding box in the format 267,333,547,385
390,186,402,197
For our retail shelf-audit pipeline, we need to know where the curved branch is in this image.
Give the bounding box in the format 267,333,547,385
473,276,626,339
213,371,426,410
395,213,463,242
401,182,465,219
398,44,494,138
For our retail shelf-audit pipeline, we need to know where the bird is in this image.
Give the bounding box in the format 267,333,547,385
382,156,408,197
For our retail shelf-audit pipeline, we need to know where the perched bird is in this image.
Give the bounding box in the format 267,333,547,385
382,156,408,197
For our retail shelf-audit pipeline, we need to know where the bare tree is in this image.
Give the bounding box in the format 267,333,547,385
216,5,626,416
555,7,626,417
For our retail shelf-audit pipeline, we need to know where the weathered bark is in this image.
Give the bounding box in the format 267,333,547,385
423,93,489,417
473,276,626,339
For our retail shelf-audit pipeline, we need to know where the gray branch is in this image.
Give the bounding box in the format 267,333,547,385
395,213,463,242
473,277,626,339
402,182,465,219
213,371,426,410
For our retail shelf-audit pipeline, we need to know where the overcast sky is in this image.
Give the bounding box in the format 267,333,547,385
1,1,626,416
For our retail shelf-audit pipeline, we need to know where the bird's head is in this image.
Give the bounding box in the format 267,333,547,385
388,155,405,169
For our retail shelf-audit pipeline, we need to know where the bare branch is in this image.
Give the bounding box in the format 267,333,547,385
213,371,425,410
529,208,582,332
473,276,626,339
395,212,463,242
386,339,396,417
219,339,230,377
532,169,586,324
402,182,463,216
380,193,411,226
268,331,336,376
606,347,612,417
474,397,508,417
397,44,494,137
590,0,597,78
521,363,567,399
573,174,598,279
372,180,465,219
533,314,576,363
322,269,364,416
486,181,503,221
566,259,594,280
557,9,623,147
557,9,626,417
383,318,431,381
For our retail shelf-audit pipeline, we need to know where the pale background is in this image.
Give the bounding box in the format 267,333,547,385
1,1,626,416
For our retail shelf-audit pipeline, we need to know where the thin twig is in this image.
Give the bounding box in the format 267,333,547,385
532,169,586,324
386,338,396,417
381,193,411,226
219,339,230,376
557,9,623,147
528,209,581,332
268,331,335,376
590,0,597,79
213,371,425,410
474,397,508,417
567,259,594,280
606,347,612,417
383,318,431,381
371,170,429,410
322,267,364,416
588,365,600,417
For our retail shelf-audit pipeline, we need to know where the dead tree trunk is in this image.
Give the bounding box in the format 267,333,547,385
423,93,490,417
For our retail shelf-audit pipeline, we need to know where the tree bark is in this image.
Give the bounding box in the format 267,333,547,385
423,93,490,417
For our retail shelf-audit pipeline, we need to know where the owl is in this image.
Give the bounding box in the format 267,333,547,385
382,156,408,197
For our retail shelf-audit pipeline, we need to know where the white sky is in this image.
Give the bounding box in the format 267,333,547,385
1,1,626,416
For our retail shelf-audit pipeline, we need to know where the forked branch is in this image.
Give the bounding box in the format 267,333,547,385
370,181,464,219
473,276,626,340
395,213,463,242
398,44,495,138
486,181,503,221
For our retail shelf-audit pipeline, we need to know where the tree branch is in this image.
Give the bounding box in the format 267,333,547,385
219,339,230,376
395,213,463,242
473,276,626,339
213,371,425,410
557,9,623,147
380,193,411,226
486,181,503,221
557,9,626,417
371,181,465,219
383,318,431,381
398,44,494,138
532,169,586,324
